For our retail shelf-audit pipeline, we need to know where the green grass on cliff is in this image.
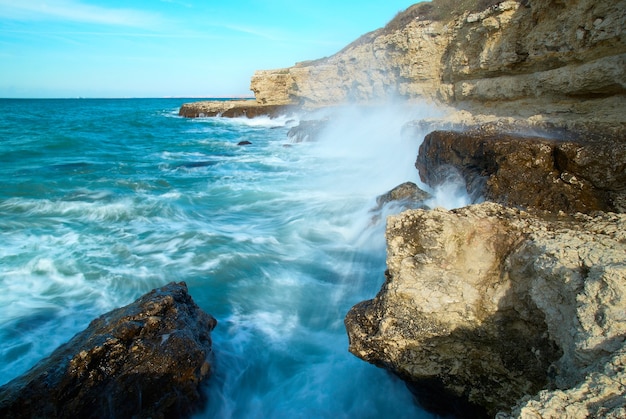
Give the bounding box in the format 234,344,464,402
385,0,506,31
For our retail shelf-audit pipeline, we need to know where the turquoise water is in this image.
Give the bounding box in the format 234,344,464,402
0,98,466,417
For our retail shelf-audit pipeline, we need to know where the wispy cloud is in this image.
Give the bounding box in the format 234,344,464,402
216,23,286,41
0,0,163,28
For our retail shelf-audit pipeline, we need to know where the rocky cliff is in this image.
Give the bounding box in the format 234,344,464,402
250,0,625,129
345,203,626,417
291,0,626,417
175,1,626,416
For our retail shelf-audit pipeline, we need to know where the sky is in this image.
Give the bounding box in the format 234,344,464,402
0,1,419,98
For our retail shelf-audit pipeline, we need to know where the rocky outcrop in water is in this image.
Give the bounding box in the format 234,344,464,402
173,0,626,416
286,119,330,142
374,181,432,210
178,100,293,118
0,282,216,419
415,128,626,214
345,203,626,417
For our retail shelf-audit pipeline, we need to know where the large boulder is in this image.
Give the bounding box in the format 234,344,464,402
0,282,217,419
415,128,626,213
345,203,626,417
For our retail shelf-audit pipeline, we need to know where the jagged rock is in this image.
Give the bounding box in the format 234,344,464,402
286,119,329,142
499,347,626,419
249,0,625,122
369,182,433,226
415,129,626,213
375,181,432,209
178,100,293,118
0,282,217,419
345,202,626,417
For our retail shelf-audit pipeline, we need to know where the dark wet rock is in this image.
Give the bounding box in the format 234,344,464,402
0,282,217,419
287,119,329,142
374,181,432,210
179,100,293,119
179,160,218,169
416,129,626,213
237,140,252,146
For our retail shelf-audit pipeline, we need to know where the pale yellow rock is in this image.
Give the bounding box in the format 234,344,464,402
249,0,626,128
345,203,626,416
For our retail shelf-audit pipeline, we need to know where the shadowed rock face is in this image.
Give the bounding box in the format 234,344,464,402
0,282,217,419
416,129,626,213
345,203,626,417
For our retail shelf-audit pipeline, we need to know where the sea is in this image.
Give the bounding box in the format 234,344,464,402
0,98,471,418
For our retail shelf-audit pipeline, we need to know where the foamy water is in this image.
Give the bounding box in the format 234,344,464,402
0,98,469,417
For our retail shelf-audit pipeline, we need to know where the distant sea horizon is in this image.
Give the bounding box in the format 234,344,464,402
0,96,255,100
0,97,465,417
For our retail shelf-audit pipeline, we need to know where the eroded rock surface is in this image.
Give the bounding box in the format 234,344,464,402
0,282,217,419
375,181,432,210
416,129,626,213
179,100,293,118
345,203,626,417
250,0,625,119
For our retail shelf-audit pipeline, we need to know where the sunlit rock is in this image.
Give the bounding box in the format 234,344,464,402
345,203,626,416
179,100,293,119
250,0,625,129
0,282,217,418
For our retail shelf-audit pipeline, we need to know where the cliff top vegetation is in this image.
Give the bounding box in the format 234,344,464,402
385,0,506,32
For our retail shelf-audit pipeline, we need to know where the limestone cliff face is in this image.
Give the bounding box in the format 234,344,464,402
250,0,625,113
250,17,451,106
345,203,626,417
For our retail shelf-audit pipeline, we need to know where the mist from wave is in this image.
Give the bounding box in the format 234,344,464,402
0,98,472,418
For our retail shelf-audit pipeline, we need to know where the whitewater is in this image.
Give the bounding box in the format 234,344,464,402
0,98,470,418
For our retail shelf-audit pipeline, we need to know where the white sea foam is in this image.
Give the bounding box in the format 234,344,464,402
1,99,465,417
219,113,297,128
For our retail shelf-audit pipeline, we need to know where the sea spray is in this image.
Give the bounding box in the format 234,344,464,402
0,98,471,418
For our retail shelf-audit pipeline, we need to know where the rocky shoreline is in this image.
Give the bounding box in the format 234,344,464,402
178,99,294,119
1,0,623,417
346,203,625,417
177,0,625,416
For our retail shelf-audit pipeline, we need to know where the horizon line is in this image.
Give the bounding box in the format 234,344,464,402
0,96,256,100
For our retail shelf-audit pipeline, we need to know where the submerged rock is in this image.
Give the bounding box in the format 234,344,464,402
0,282,217,419
416,129,626,214
345,203,626,417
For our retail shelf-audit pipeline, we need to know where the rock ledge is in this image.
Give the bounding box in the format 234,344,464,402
178,100,294,118
0,282,217,419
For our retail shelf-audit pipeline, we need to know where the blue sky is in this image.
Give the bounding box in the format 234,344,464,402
0,1,418,98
